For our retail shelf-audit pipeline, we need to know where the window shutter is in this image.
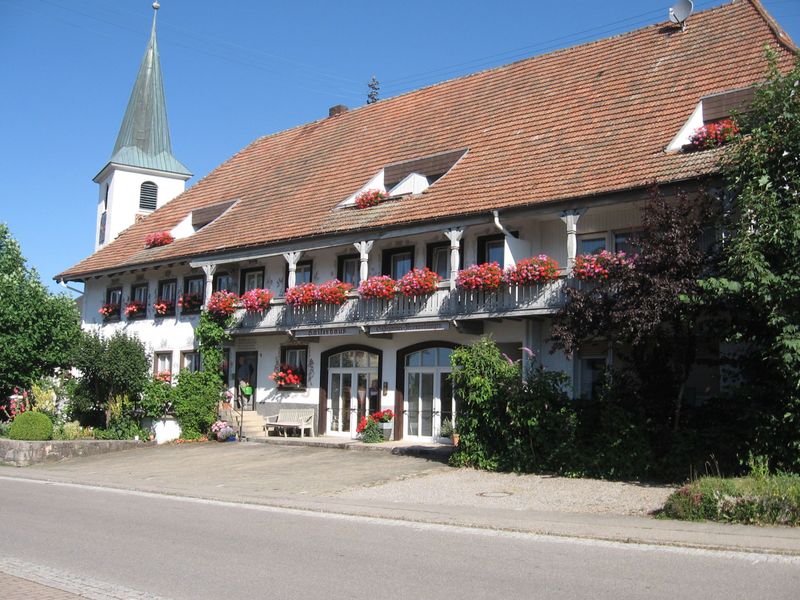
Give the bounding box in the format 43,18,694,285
139,182,158,210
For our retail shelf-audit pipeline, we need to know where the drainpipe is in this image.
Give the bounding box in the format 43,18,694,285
492,210,513,237
59,279,84,295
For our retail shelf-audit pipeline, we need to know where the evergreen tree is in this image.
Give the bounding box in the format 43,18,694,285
367,75,380,104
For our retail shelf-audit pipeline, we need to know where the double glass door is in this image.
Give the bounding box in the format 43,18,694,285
404,347,455,440
327,350,380,437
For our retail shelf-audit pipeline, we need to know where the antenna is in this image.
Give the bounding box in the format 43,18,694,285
669,0,693,31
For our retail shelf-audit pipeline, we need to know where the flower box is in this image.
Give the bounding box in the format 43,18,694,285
207,290,238,317
177,292,203,314
456,262,504,292
358,275,397,300
685,118,739,151
124,300,146,319
318,279,353,305
504,255,560,285
397,268,440,297
572,250,634,280
285,283,321,307
269,364,303,387
153,299,175,317
144,231,174,249
98,302,120,320
354,188,389,209
240,288,274,313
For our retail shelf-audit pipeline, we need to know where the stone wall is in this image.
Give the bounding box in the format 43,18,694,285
0,439,143,467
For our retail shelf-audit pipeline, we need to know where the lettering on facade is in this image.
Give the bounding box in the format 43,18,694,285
369,322,449,334
292,327,360,337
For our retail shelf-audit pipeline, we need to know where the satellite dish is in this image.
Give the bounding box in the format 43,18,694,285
669,0,693,30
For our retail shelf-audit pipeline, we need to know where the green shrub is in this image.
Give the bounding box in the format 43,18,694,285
0,421,11,437
53,420,93,440
140,378,175,419
173,370,221,439
9,411,54,441
359,418,384,443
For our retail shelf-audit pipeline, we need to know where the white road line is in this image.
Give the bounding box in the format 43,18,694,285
2,474,798,565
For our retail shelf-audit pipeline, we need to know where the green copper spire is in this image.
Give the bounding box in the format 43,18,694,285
108,3,191,176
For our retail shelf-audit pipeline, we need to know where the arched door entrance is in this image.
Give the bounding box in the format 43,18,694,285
401,345,457,441
325,349,380,438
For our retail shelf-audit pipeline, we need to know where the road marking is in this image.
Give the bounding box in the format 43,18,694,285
2,474,798,565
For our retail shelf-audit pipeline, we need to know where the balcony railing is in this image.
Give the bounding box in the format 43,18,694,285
232,278,567,334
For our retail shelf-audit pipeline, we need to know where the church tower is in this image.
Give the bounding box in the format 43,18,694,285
93,2,191,251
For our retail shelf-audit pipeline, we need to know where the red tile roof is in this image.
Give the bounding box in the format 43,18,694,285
58,0,796,280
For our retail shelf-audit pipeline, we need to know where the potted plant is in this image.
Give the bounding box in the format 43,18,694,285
211,420,236,442
144,231,174,248
358,275,397,300
440,418,454,439
456,262,504,292
98,302,120,320
177,291,203,313
397,268,440,297
207,290,239,317
124,299,146,319
354,188,390,209
372,409,395,440
504,255,560,285
240,288,274,312
318,279,353,305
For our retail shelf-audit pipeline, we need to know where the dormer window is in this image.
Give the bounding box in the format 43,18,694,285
667,87,754,152
140,181,158,210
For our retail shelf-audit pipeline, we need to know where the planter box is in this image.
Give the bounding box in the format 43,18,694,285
378,421,393,441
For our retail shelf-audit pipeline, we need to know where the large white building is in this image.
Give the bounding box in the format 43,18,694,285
58,1,796,441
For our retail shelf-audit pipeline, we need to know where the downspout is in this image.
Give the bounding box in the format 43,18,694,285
59,279,84,295
492,210,513,237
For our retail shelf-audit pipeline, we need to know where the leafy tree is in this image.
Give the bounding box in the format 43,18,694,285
0,223,80,398
702,53,800,469
550,187,716,433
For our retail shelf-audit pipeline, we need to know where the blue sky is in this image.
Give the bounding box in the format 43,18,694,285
2,0,798,296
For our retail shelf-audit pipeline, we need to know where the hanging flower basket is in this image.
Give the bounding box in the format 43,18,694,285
397,268,441,297
144,231,174,248
207,291,238,317
177,292,203,313
98,302,120,320
456,262,504,292
124,300,146,318
153,299,175,316
240,288,274,313
504,255,560,285
572,250,635,280
354,189,390,209
358,275,397,300
685,118,739,151
285,283,321,307
318,279,353,305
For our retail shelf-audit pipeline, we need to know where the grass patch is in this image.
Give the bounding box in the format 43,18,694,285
662,473,800,526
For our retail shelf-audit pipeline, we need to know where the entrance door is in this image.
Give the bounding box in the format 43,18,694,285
404,347,455,440
234,351,258,410
327,350,380,437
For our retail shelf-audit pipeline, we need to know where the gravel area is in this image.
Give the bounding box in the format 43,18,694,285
335,468,676,516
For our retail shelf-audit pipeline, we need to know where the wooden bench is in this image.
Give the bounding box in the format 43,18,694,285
263,408,316,438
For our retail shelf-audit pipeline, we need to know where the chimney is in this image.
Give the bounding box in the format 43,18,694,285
328,104,348,118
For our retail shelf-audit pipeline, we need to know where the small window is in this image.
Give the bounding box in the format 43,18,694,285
157,279,177,316
213,272,235,293
337,254,360,286
578,346,607,401
427,242,453,280
104,184,110,210
98,212,107,246
613,232,634,255
105,287,122,306
181,351,202,373
154,351,173,377
181,276,205,314
286,260,313,286
477,234,507,267
579,237,606,255
240,267,264,293
382,246,414,279
139,181,158,211
279,346,308,388
132,283,149,303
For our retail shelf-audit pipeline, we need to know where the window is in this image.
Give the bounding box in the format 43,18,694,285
139,181,158,211
613,232,634,255
213,272,235,293
240,267,264,293
285,260,313,286
577,343,608,401
132,283,148,303
337,254,360,286
105,287,122,306
154,351,172,377
157,279,177,316
477,234,506,267
182,275,205,314
382,246,414,279
579,232,635,255
181,351,202,373
426,242,453,280
280,346,308,388
579,236,606,255
98,212,107,246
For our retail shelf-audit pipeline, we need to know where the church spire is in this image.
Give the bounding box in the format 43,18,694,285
108,2,191,176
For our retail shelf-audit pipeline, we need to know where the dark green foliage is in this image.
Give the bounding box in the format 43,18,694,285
173,370,220,439
196,311,232,386
140,378,175,419
449,338,577,473
9,411,53,441
0,224,81,397
359,418,384,443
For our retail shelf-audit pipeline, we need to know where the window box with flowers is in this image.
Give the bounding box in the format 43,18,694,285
124,300,147,319
207,290,239,318
572,250,635,280
285,283,321,307
98,303,120,321
153,299,175,317
354,188,390,209
177,292,203,314
456,262,504,292
269,364,304,389
504,255,560,285
685,118,739,152
358,275,397,300
144,231,174,249
318,279,353,305
397,268,441,297
240,288,274,313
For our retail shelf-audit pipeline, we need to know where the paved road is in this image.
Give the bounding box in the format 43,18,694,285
2,477,798,600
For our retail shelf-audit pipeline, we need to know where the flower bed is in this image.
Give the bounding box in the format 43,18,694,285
177,292,203,313
144,231,174,248
285,283,321,307
397,268,440,297
354,188,389,209
153,299,175,316
240,288,274,312
456,262,504,292
124,300,146,318
98,302,120,320
572,250,634,280
358,275,397,300
686,118,739,151
207,290,238,317
504,255,560,285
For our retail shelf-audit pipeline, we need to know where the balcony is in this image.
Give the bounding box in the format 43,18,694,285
231,279,566,336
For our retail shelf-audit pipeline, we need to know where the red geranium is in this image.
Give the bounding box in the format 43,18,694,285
397,268,440,297
687,118,739,151
178,292,203,313
98,302,120,319
358,275,397,300
240,288,274,313
269,364,303,387
144,231,174,248
318,279,353,305
354,189,389,209
504,255,560,285
456,262,504,292
572,250,634,280
285,283,321,307
372,409,394,423
124,300,146,318
153,299,174,316
207,291,238,317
